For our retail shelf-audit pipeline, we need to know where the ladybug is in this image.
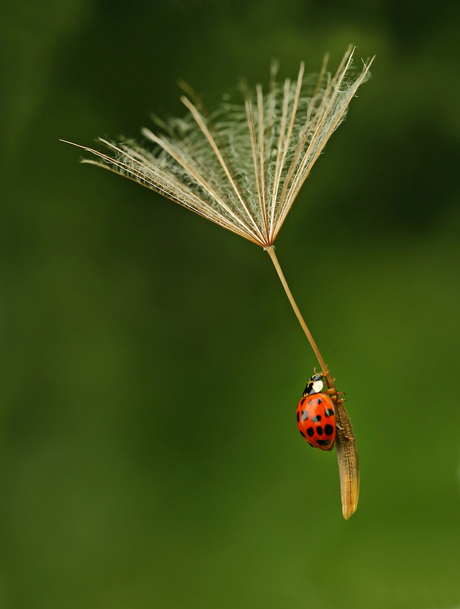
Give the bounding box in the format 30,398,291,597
296,372,336,451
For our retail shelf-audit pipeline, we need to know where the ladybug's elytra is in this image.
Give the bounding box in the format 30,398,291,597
296,373,336,451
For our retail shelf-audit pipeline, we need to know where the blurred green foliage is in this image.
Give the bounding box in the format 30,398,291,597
1,1,460,608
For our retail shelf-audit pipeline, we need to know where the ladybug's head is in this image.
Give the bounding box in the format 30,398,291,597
303,373,324,396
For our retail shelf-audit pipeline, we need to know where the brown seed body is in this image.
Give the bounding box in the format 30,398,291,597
334,399,359,519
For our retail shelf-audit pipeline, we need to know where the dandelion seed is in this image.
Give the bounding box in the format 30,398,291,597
62,45,374,519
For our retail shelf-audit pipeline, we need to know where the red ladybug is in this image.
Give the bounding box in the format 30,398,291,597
296,373,336,451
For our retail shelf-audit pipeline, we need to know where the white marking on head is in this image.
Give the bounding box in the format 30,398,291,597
311,379,324,394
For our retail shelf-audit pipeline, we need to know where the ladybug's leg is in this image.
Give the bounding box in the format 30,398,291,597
330,396,347,405
335,424,356,442
324,390,346,406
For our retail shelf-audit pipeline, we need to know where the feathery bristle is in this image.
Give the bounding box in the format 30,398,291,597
63,46,373,247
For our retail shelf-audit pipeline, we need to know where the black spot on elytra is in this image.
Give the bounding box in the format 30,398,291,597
296,411,300,422
324,424,334,436
300,397,306,406
312,415,321,422
301,410,309,421
325,408,334,417
316,426,323,435
317,398,322,404
317,439,330,446
299,430,305,438
306,427,314,437
308,442,314,448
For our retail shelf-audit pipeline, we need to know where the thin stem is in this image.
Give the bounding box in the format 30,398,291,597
265,245,331,382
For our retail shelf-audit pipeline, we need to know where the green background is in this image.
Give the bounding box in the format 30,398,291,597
2,1,460,608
